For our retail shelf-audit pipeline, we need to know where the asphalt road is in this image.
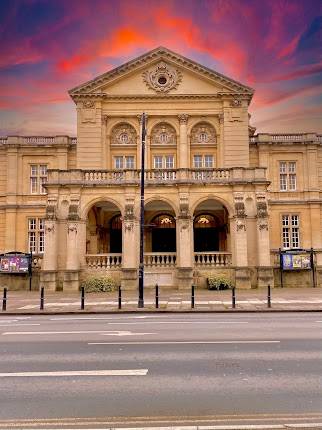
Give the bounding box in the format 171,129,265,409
0,312,321,428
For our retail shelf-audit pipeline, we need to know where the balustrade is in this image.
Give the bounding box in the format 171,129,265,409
194,252,232,266
86,254,122,269
144,253,177,267
23,136,55,144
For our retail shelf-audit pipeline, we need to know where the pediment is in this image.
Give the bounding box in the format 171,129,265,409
69,46,254,100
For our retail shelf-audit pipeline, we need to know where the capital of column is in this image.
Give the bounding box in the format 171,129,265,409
102,114,108,125
178,113,189,124
137,114,149,124
218,113,224,124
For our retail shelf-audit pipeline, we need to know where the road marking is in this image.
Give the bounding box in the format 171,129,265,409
2,330,156,336
107,321,249,325
88,340,281,345
50,315,176,321
100,332,156,336
0,369,148,377
0,323,40,327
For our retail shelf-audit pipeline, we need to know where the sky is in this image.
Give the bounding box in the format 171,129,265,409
0,0,321,136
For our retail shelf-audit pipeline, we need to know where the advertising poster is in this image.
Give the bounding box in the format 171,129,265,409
0,254,30,273
281,253,311,270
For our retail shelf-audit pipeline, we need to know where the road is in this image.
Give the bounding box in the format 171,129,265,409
0,312,321,428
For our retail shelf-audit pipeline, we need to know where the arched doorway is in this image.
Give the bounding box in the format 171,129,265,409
151,214,176,252
193,200,229,252
86,201,122,254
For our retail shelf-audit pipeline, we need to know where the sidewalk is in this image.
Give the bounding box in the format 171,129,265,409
0,287,321,314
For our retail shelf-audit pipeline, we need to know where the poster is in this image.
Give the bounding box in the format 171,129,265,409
281,253,311,270
0,254,30,273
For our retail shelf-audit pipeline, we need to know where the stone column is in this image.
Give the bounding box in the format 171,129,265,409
63,200,80,291
121,198,139,290
218,114,224,167
5,145,18,251
101,115,108,169
40,199,58,291
256,194,274,287
176,195,193,289
233,194,251,288
178,114,189,168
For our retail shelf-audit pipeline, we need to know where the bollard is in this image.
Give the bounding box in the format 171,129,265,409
191,285,195,309
118,286,122,310
2,288,7,312
232,287,236,309
267,284,271,308
40,287,44,310
81,286,85,310
155,284,159,309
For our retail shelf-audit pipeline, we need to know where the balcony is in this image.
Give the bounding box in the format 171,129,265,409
47,167,268,187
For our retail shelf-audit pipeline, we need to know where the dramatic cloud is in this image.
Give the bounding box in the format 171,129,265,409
0,0,321,135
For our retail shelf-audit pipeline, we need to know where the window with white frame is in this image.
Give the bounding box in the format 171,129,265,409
282,214,300,249
153,155,174,169
30,165,47,194
113,156,135,169
28,218,45,253
279,161,297,191
193,154,214,168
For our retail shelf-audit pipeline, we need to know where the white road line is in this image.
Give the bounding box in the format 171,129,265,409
2,330,155,336
88,340,281,345
50,316,178,321
0,323,40,327
107,321,249,325
0,369,148,377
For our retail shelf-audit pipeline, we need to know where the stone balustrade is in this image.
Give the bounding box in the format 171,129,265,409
194,252,232,266
250,133,321,144
86,254,122,269
0,136,76,146
0,137,8,144
47,167,268,186
144,252,177,267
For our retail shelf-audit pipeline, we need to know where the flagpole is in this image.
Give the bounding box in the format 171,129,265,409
138,112,146,308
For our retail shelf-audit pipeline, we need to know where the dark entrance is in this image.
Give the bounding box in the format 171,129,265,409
194,214,219,252
110,215,122,253
151,214,176,252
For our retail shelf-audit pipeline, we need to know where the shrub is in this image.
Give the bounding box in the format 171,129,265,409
80,275,118,293
207,275,233,290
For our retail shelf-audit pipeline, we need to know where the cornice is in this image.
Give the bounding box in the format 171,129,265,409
69,46,254,98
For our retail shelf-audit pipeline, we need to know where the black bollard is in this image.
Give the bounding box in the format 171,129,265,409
191,285,195,309
232,287,236,309
155,284,159,309
40,287,44,310
2,288,7,311
81,286,85,310
118,286,122,310
267,284,271,308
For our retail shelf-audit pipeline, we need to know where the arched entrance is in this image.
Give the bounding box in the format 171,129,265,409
151,214,176,252
193,200,229,252
86,201,122,254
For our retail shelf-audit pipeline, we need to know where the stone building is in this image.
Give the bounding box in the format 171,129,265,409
0,47,321,290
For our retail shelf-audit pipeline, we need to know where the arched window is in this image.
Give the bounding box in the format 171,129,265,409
110,214,122,229
111,123,136,145
194,214,217,228
190,122,216,144
151,214,176,228
151,123,176,145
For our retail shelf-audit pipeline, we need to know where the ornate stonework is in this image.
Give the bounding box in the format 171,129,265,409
190,122,216,144
142,61,182,93
83,100,95,108
111,123,136,145
234,194,246,231
151,122,176,145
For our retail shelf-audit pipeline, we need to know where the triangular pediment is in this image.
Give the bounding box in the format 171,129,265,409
69,46,254,100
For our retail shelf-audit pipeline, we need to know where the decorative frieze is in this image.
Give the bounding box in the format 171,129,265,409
111,123,136,145
151,122,176,145
190,122,216,144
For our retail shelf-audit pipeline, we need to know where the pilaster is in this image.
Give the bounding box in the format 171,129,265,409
121,196,138,289
176,194,193,289
178,114,189,168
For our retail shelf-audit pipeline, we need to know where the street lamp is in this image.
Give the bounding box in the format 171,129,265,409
138,112,146,308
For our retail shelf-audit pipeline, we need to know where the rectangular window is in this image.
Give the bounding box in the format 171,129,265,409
204,155,213,168
193,155,214,168
153,156,163,169
165,155,174,169
279,161,296,191
114,156,123,169
193,155,203,168
28,218,45,253
125,156,135,169
153,155,175,169
282,214,300,249
30,164,48,194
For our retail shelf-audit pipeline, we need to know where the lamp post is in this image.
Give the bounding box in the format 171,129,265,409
138,113,146,308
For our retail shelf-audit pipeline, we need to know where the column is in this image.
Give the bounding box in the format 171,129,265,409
256,195,274,287
63,221,80,291
121,199,139,290
101,115,108,169
40,219,58,291
5,145,18,251
176,195,194,289
233,194,251,288
218,114,224,167
178,114,189,168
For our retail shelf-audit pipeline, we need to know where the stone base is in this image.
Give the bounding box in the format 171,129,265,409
39,270,58,292
257,267,274,288
176,267,193,290
121,268,138,290
63,270,79,292
235,267,251,289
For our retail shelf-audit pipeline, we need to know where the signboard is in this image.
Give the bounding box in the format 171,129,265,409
0,253,31,274
281,252,311,271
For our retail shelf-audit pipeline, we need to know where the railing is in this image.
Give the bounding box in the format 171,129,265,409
70,137,77,144
84,171,124,181
144,170,177,181
0,137,7,144
86,254,122,269
250,133,321,144
194,252,232,266
144,252,177,267
23,136,55,144
190,169,230,181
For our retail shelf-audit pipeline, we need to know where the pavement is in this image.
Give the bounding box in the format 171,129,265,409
0,313,321,429
0,287,321,314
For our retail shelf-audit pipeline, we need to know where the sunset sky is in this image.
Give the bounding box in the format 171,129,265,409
0,0,321,136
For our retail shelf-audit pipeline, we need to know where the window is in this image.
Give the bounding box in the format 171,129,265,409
193,155,214,168
279,161,296,191
30,165,47,194
282,215,300,249
114,156,135,169
28,218,45,254
153,155,174,169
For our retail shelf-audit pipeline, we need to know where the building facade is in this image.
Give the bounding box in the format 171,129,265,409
1,47,322,290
